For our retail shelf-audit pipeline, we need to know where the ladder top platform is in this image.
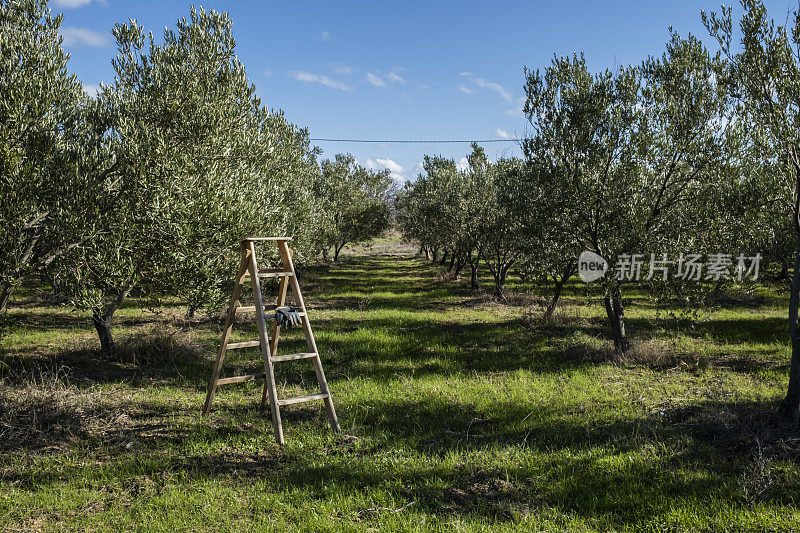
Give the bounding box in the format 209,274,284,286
243,236,292,241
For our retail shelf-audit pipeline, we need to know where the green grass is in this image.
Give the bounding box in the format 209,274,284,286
1,239,799,531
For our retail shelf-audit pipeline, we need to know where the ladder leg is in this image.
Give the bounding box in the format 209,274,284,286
203,247,250,416
249,241,285,444
279,242,341,433
262,274,289,409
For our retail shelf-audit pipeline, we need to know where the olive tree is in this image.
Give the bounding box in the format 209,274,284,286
480,157,528,300
55,8,322,351
523,56,642,350
397,155,460,263
0,0,85,312
397,148,525,299
514,155,579,320
523,38,727,351
455,144,494,289
705,0,800,422
317,153,392,261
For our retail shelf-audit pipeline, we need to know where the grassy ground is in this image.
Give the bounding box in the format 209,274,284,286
1,237,799,531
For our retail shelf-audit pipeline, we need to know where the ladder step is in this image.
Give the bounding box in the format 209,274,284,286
277,393,329,406
257,269,293,278
217,373,265,385
271,352,317,362
226,340,261,349
226,307,306,318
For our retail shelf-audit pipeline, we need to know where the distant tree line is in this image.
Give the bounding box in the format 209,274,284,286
0,0,392,351
398,0,800,423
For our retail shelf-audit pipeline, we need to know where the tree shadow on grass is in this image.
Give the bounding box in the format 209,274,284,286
3,309,787,394
0,328,213,388
278,396,799,523
3,392,797,527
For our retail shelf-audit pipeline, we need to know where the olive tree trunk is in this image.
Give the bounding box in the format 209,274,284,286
0,283,12,313
453,256,463,278
92,307,115,353
467,247,483,290
334,241,347,261
543,264,574,321
91,287,131,354
604,281,629,353
492,262,514,301
778,260,789,282
780,237,800,424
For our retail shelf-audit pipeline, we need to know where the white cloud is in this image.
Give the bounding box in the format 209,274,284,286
366,73,386,88
456,157,469,172
53,0,102,8
59,27,110,47
290,70,352,92
333,64,354,75
387,71,405,83
366,157,405,181
461,73,517,104
83,83,101,96
264,68,273,78
506,96,526,117
474,77,513,103
318,30,331,41
459,84,475,95
496,128,512,139
378,158,402,174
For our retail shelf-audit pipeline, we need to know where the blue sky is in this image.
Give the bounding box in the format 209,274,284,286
56,0,792,182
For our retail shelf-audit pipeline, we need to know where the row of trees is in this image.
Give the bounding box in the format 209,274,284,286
398,1,800,421
397,149,526,299
0,0,392,351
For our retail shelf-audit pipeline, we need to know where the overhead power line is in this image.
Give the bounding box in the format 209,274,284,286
310,138,522,143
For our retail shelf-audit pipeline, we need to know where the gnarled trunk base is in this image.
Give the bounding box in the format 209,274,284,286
543,274,568,321
604,283,628,353
781,238,800,425
0,282,12,313
92,307,115,354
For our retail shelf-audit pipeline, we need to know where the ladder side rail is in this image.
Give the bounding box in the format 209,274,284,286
262,274,289,409
248,240,285,444
203,244,251,416
279,241,341,432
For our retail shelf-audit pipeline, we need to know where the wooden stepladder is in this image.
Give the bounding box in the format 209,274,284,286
202,237,340,444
